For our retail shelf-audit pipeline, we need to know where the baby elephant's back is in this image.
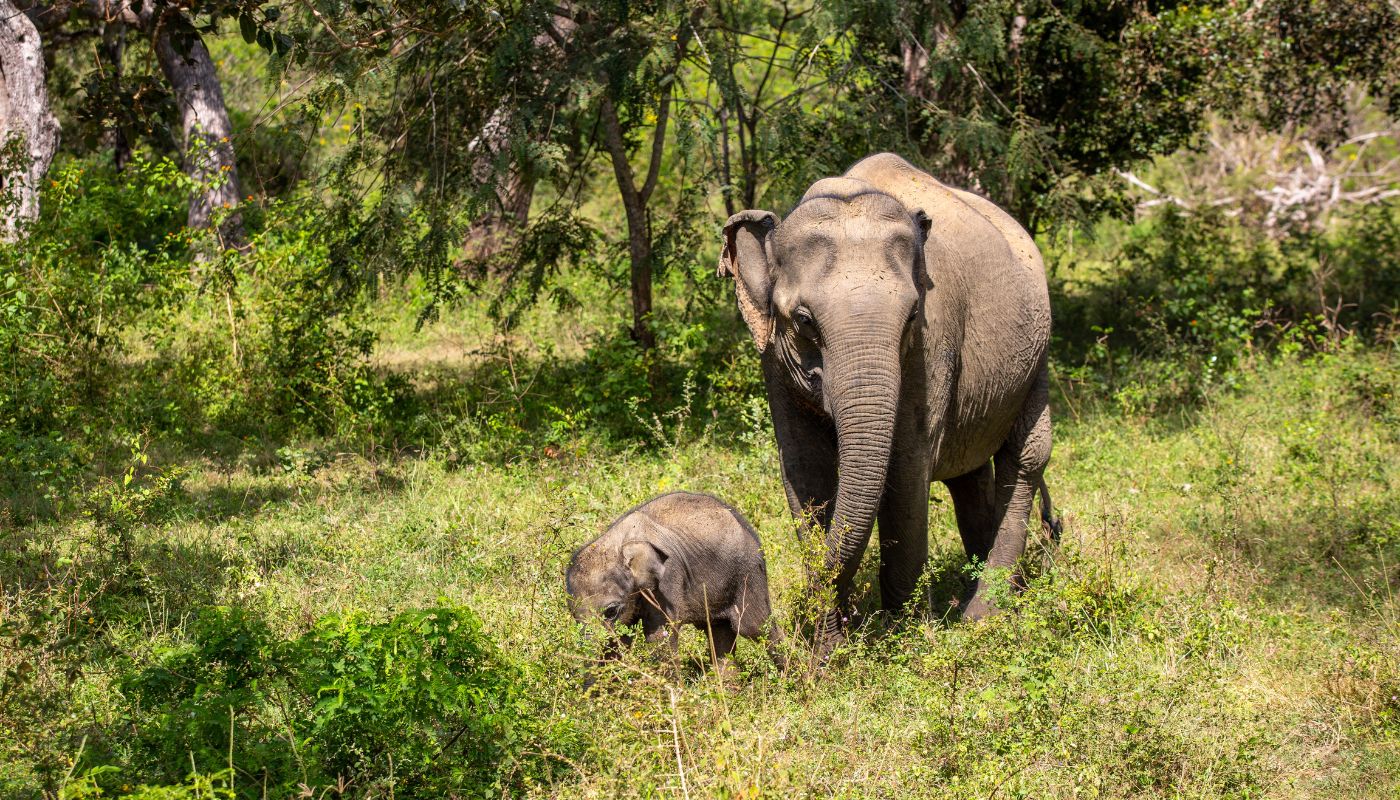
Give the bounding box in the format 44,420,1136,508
637,492,771,632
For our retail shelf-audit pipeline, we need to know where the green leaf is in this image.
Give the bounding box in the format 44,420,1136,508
239,13,257,45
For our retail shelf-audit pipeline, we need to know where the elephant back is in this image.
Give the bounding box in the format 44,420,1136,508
843,152,1046,286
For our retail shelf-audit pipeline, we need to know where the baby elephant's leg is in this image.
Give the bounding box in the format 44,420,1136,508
703,619,739,679
760,619,788,670
642,608,682,666
705,620,738,659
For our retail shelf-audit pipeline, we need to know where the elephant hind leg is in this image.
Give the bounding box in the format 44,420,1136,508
962,369,1053,621
703,620,739,668
945,461,997,562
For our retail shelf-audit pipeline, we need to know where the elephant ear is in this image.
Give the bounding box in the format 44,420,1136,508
911,209,933,285
621,538,667,590
913,209,932,239
718,209,779,352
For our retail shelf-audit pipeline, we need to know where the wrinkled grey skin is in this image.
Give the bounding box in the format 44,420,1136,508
718,153,1057,651
566,491,781,669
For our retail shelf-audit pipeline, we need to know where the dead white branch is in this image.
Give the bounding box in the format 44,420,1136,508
1116,106,1400,236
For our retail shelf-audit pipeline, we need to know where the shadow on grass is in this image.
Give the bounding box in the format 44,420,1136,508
176,481,298,522
1225,495,1400,619
0,526,253,657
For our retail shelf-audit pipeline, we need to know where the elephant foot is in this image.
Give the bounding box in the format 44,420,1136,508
708,655,740,685
762,622,791,671
960,569,1027,621
959,592,998,622
809,608,850,666
959,577,1009,621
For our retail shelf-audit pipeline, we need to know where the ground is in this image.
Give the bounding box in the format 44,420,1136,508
4,298,1398,798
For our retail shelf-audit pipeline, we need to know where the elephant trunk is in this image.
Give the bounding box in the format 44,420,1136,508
820,318,903,627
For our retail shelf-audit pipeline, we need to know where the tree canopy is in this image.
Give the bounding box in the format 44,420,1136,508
4,0,1398,343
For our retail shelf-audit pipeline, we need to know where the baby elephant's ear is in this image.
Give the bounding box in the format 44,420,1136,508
621,539,666,588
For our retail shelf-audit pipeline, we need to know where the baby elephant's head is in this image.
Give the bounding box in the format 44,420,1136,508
565,535,666,630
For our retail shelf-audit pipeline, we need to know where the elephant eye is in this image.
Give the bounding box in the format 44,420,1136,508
602,603,622,621
792,307,818,340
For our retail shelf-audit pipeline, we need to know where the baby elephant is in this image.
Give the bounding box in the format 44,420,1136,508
567,491,782,670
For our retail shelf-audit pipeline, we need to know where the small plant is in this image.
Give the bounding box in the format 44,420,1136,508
778,508,841,667
83,434,186,562
60,767,236,800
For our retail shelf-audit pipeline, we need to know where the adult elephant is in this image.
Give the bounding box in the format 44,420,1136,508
718,153,1057,650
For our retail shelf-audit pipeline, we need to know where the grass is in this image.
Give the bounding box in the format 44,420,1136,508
3,310,1398,797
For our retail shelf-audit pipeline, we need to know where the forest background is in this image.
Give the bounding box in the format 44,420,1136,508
1,0,1398,797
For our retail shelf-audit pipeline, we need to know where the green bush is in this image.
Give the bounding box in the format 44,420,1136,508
228,219,408,437
0,156,192,519
1,157,412,524
80,605,572,799
60,767,236,800
1051,199,1400,414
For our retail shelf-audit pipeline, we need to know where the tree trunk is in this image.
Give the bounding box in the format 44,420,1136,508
78,3,244,244
594,8,701,354
462,10,577,264
0,0,59,240
100,21,130,171
151,23,246,249
463,104,538,264
599,95,657,352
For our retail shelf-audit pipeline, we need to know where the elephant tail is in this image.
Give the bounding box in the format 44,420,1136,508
1037,477,1063,543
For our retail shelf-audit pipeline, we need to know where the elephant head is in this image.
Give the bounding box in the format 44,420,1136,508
718,180,931,621
565,529,666,631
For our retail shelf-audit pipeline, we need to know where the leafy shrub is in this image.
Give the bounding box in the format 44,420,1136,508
81,605,572,799
1051,198,1400,414
234,221,408,437
0,436,195,797
59,769,236,799
119,200,414,442
2,157,413,523
0,156,192,519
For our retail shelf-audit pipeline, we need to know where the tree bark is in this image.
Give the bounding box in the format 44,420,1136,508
82,1,246,246
599,95,657,352
596,7,701,353
151,22,245,249
463,100,540,263
463,9,577,263
0,0,59,240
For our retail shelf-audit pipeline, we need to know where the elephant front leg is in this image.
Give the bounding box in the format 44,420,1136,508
699,620,740,681
770,387,838,538
877,441,931,613
640,604,683,671
963,371,1053,621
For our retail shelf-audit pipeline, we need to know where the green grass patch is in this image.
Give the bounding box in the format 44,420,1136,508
4,345,1397,798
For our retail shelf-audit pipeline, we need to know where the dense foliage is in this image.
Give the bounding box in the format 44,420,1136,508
99,606,571,798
